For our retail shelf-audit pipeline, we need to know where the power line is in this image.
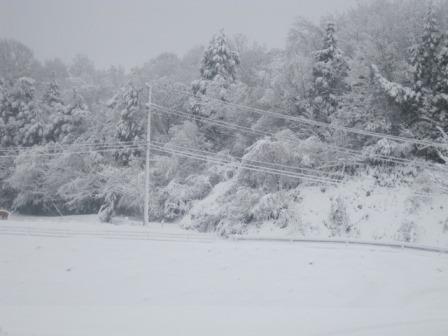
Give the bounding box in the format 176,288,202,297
150,143,342,185
155,86,448,150
0,144,146,159
151,103,448,174
149,143,444,199
152,140,343,179
0,140,145,152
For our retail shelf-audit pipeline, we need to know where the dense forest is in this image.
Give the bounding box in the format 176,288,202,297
1,0,448,240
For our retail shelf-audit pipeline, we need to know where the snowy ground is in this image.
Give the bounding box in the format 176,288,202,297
1,216,448,336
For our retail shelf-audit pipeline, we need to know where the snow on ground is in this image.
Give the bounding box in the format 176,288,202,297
0,216,448,336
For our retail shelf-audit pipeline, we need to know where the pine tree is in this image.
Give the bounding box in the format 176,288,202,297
190,31,242,150
43,82,88,144
310,22,349,124
411,4,441,92
372,3,448,162
42,78,63,106
113,84,144,165
0,77,43,147
192,31,239,100
199,30,240,84
42,79,67,143
436,36,448,94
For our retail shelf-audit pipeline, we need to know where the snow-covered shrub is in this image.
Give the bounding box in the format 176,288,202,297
98,192,119,223
362,139,414,164
8,146,59,214
147,188,165,221
165,121,207,178
238,132,347,193
362,164,419,188
204,151,238,186
188,213,222,233
214,186,262,236
0,157,16,209
151,155,178,187
238,136,301,192
182,182,262,235
325,196,354,237
395,220,418,243
162,180,192,221
252,191,289,223
161,175,213,221
52,151,107,214
97,163,144,217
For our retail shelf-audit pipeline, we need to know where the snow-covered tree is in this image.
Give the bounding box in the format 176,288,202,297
111,84,145,165
310,22,350,124
0,39,38,80
43,83,89,144
0,77,43,147
199,30,240,84
411,4,442,92
438,37,448,88
190,31,246,150
42,78,63,106
371,3,448,162
69,54,96,80
191,30,240,104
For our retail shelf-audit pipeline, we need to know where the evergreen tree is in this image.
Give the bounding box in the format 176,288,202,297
192,31,239,99
42,78,63,106
113,84,144,165
43,82,88,144
373,3,448,162
310,22,350,124
437,38,448,92
199,30,240,84
190,31,243,150
0,77,43,147
411,4,441,92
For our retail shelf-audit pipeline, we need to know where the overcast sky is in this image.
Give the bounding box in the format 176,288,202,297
0,0,358,69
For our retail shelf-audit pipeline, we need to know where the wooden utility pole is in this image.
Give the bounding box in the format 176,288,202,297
144,84,152,226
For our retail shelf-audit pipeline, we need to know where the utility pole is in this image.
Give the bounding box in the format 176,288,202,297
144,84,152,226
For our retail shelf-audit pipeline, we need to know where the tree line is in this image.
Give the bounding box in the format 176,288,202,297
0,0,447,225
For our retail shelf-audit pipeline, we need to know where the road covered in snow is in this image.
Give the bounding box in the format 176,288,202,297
0,215,448,336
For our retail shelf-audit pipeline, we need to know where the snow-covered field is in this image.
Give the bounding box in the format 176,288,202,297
1,216,448,336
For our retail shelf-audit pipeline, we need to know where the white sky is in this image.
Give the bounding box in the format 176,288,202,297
0,0,358,69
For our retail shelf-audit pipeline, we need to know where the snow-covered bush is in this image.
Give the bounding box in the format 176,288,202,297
395,220,418,243
252,191,289,223
238,132,345,192
98,192,119,223
325,196,354,237
362,139,414,163
214,186,262,236
98,163,144,218
204,151,238,186
164,121,207,178
238,136,301,191
358,160,419,189
161,175,213,221
151,155,178,187
182,183,262,236
8,146,59,214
